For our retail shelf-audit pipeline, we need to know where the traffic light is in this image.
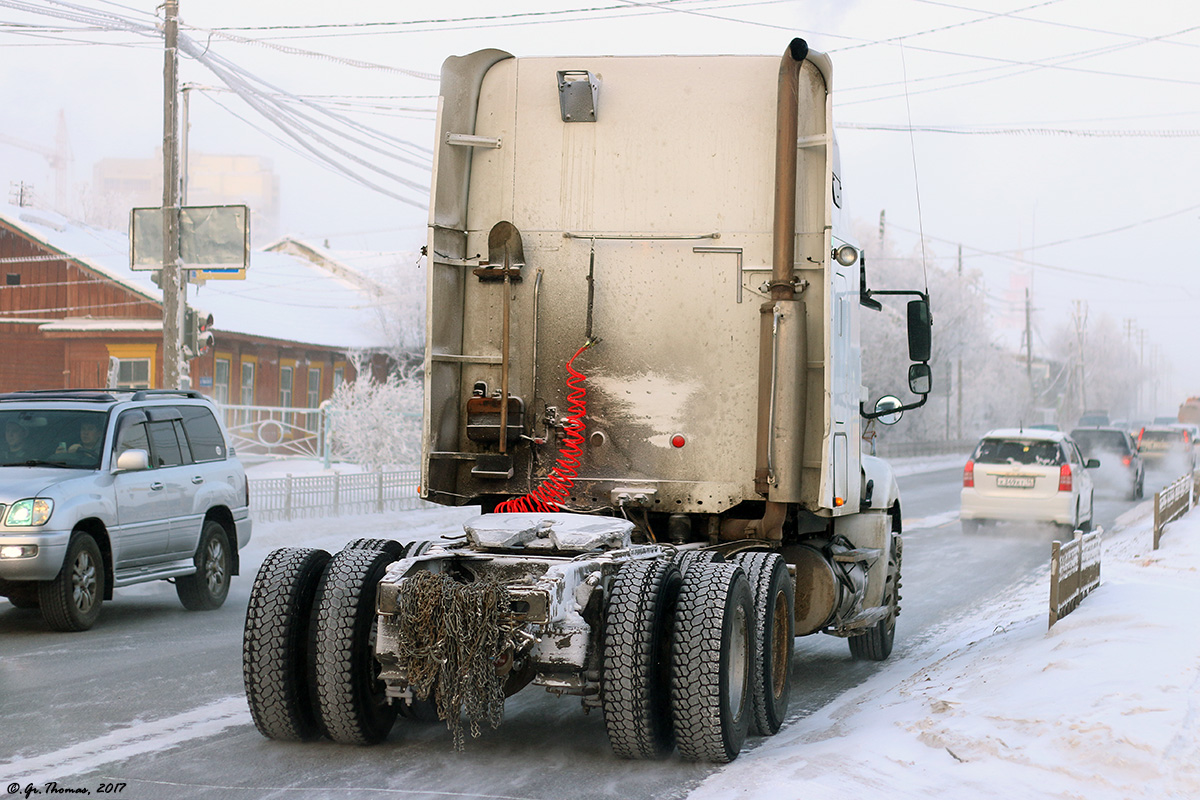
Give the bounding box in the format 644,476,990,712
183,308,214,360
197,312,214,355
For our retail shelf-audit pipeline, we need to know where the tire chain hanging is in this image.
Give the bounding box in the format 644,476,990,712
394,570,510,749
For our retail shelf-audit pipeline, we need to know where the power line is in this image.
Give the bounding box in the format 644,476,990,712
837,123,1200,137
831,0,1064,54
195,0,798,38
910,0,1200,50
0,299,154,315
835,22,1200,106
886,220,1192,289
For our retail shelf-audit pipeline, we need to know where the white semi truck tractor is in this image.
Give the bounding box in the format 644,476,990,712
243,39,933,764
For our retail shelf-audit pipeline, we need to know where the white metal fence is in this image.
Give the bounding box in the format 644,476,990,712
218,403,326,461
249,469,430,521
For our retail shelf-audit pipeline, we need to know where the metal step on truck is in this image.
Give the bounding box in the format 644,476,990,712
242,38,933,763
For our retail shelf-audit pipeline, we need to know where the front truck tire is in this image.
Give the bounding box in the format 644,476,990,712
243,547,331,740
671,561,754,763
732,552,794,736
311,548,398,745
848,534,902,662
602,558,683,760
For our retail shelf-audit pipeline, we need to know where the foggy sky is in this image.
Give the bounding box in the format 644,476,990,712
0,0,1195,408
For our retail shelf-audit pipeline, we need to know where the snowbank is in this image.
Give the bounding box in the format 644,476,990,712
689,505,1200,799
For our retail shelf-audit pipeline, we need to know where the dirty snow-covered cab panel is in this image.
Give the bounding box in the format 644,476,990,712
424,48,862,517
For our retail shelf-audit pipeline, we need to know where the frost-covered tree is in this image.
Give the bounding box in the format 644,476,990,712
1047,312,1142,424
367,252,426,368
326,358,423,469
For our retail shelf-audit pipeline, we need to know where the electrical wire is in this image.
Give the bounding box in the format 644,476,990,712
837,123,1200,137
832,0,1064,54
0,0,435,207
199,0,800,39
899,40,930,294
836,22,1200,107
911,0,1200,50
0,299,154,315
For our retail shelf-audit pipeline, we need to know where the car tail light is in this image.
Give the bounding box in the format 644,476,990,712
1185,430,1191,444
963,460,975,488
1058,463,1072,492
1123,455,1132,467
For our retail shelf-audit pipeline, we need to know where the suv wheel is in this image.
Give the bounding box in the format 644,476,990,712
177,520,232,611
39,532,104,632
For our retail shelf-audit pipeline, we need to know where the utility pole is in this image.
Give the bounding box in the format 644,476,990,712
160,0,184,389
878,209,886,252
1138,328,1147,417
1024,288,1033,385
956,244,963,440
1072,300,1088,413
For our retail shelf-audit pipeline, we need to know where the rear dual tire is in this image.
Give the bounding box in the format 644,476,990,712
311,549,399,745
602,559,683,760
243,547,331,741
731,552,794,736
671,561,754,763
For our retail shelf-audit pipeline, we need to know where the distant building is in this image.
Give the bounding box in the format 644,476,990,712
92,151,281,244
0,204,398,410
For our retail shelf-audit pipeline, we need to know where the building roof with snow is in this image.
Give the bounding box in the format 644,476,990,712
0,203,397,350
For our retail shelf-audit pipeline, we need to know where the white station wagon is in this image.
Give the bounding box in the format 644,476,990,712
960,428,1098,534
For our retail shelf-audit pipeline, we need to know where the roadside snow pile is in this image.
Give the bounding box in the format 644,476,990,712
690,505,1200,800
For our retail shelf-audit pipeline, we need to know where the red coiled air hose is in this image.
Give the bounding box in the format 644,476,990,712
495,342,592,513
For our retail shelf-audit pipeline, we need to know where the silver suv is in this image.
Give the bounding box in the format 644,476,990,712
0,389,252,631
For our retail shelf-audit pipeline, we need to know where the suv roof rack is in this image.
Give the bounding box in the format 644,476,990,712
0,389,118,403
129,389,206,401
0,388,208,404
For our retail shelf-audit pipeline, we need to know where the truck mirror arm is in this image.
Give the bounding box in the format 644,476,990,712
860,288,929,305
859,391,930,420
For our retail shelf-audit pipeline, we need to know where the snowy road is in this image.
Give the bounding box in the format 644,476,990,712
0,461,1165,799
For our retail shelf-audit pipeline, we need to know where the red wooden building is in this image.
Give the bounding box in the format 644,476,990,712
0,204,398,409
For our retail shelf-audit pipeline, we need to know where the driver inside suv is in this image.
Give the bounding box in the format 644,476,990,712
66,419,105,461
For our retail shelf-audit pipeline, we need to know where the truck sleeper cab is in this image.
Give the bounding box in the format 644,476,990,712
243,39,931,764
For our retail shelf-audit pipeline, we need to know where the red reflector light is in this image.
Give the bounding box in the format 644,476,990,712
963,460,974,488
1122,456,1132,467
1059,463,1072,492
671,434,686,448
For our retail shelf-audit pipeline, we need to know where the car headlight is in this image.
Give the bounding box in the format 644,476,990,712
5,498,53,527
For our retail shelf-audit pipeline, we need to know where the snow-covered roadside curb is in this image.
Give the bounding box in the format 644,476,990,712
887,453,970,477
688,504,1200,799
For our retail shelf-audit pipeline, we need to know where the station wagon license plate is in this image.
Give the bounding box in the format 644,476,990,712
996,476,1035,489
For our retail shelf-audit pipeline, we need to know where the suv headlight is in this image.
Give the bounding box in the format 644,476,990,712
5,498,53,527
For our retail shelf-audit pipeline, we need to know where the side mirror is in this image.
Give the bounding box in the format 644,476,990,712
873,395,904,426
114,448,150,472
908,363,932,396
1085,458,1100,469
907,299,932,362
